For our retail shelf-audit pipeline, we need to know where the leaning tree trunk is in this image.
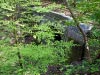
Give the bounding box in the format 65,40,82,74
64,0,92,62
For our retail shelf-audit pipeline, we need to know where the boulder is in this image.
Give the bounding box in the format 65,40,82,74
32,10,93,44
63,23,93,45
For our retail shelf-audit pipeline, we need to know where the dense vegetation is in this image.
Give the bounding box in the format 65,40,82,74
0,0,100,75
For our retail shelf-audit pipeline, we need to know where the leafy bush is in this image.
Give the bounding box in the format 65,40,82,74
0,0,73,74
0,0,100,75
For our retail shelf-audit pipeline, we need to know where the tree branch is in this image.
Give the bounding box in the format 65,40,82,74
64,0,91,62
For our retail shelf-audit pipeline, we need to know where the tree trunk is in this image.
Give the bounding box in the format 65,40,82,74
64,0,92,62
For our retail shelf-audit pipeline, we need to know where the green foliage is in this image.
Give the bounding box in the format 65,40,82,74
65,60,100,75
0,0,73,74
0,42,73,74
92,9,100,24
0,0,100,75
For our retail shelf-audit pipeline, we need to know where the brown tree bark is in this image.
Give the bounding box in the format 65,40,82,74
64,0,92,62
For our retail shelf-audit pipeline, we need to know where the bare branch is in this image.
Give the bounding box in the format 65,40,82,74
64,0,91,62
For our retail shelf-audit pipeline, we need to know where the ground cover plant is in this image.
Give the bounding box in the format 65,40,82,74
0,0,100,75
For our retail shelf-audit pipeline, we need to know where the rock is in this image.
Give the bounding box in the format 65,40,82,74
32,10,93,44
47,11,73,21
63,23,93,45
